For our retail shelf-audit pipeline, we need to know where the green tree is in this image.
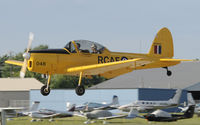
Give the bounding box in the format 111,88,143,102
51,75,79,88
0,55,9,77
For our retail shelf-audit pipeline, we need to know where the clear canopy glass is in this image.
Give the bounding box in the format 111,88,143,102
64,40,106,54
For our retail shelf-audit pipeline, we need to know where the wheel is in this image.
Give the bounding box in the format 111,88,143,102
40,85,50,96
75,85,85,96
167,70,172,76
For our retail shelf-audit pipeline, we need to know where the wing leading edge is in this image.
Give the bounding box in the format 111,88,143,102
67,58,142,75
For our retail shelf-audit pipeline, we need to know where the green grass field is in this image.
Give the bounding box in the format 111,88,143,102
6,115,200,125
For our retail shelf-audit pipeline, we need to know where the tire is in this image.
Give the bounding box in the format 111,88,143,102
75,85,85,96
40,85,50,96
167,70,172,76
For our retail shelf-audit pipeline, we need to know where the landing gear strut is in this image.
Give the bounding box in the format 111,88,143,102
163,67,172,76
41,75,51,96
75,72,85,96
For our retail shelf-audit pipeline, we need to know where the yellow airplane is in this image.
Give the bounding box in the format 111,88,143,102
5,27,193,96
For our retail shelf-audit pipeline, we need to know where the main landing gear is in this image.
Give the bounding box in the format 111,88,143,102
40,72,85,96
41,75,51,96
163,67,172,76
75,72,85,96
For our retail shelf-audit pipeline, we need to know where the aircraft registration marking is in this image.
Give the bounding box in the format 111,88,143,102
98,56,128,63
36,61,46,66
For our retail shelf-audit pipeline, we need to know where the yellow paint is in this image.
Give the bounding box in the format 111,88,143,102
5,60,23,66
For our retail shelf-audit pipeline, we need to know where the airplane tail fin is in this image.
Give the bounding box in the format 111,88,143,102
187,93,195,106
29,101,40,112
184,105,195,118
169,89,182,104
110,95,119,106
126,108,139,119
148,27,174,58
66,102,76,112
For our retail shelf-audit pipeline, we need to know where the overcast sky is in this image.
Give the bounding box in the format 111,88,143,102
0,0,200,59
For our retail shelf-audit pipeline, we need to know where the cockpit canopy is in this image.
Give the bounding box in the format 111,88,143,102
64,40,107,54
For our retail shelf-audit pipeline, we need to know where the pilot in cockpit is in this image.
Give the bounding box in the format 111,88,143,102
91,44,98,54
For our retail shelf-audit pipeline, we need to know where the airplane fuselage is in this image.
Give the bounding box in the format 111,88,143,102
27,49,179,79
119,100,177,112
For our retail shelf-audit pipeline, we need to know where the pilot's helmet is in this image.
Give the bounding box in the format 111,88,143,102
91,44,97,49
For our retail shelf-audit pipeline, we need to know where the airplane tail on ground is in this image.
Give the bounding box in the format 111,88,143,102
148,27,174,58
126,108,139,119
29,101,40,112
110,95,119,106
183,105,195,118
169,89,182,104
67,103,76,112
178,93,195,113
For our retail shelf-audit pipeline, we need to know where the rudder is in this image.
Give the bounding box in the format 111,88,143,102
29,101,40,112
169,89,182,104
110,95,119,106
149,27,174,58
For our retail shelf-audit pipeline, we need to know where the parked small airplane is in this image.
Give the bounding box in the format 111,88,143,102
0,107,25,118
144,105,195,122
74,108,138,124
29,104,75,122
5,28,194,96
19,101,40,116
119,89,182,112
75,95,119,112
0,101,40,118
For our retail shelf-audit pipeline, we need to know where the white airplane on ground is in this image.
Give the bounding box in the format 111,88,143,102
0,107,25,125
75,95,119,112
119,89,182,112
0,101,40,118
0,101,39,125
74,108,138,124
19,101,40,116
0,107,25,118
29,104,75,122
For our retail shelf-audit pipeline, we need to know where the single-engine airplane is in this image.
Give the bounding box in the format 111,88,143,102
5,27,193,96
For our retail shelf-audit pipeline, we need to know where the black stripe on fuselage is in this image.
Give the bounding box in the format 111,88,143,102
29,49,70,54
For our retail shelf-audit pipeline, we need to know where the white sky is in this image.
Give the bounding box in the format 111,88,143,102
0,0,200,59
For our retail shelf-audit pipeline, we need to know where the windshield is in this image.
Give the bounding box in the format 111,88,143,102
64,40,105,54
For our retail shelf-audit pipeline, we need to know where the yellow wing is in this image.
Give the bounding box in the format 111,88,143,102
5,60,24,66
67,58,143,75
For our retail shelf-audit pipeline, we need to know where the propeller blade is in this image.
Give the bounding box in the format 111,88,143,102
20,32,34,78
20,60,27,78
26,32,34,53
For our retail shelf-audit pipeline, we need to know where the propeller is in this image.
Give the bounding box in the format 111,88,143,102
20,32,34,78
